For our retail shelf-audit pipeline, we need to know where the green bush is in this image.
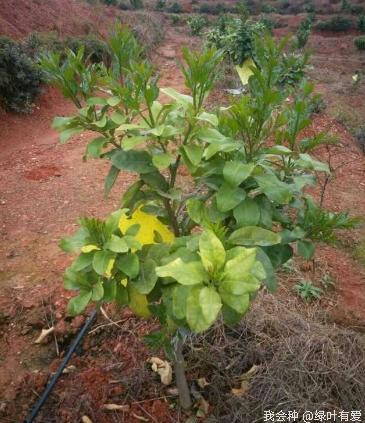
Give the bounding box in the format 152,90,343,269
22,32,111,64
65,36,110,63
354,35,365,50
168,1,182,13
296,15,313,49
198,2,230,15
261,3,276,13
207,16,266,65
101,0,117,5
0,43,43,112
351,4,364,14
130,0,143,9
316,16,353,32
358,15,365,33
155,0,166,10
187,15,207,36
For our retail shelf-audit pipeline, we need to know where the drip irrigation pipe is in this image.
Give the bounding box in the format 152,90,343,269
24,308,98,423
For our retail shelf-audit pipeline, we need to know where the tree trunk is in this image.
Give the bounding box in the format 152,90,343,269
173,336,192,410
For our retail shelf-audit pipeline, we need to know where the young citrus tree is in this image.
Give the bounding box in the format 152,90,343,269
42,25,356,409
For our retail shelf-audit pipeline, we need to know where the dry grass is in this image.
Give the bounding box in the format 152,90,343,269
185,292,365,422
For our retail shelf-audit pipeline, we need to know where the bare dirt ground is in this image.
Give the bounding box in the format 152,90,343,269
0,13,365,422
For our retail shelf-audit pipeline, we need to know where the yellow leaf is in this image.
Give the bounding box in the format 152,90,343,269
81,244,101,253
119,206,174,246
105,258,115,278
121,278,128,287
235,58,256,86
128,285,151,318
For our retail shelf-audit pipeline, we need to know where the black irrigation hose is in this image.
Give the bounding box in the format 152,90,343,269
24,308,98,423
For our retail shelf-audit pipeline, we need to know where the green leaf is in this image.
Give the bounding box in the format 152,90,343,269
199,286,222,324
256,248,276,293
223,247,257,281
216,183,246,212
115,283,128,306
183,145,204,166
223,162,255,187
222,304,242,326
87,97,108,106
156,258,207,285
72,253,93,271
233,198,260,227
265,145,292,155
221,274,260,295
141,171,169,191
111,150,155,174
264,244,293,268
132,259,158,294
121,180,144,208
197,127,227,144
107,96,121,107
105,209,127,233
199,230,226,273
218,290,250,314
92,280,104,301
59,127,83,144
160,87,193,107
94,114,107,128
123,136,146,151
255,174,293,204
92,250,115,276
67,290,92,316
59,228,88,252
103,279,116,301
172,285,191,320
86,137,108,158
152,153,174,170
229,226,281,247
186,286,218,333
186,199,207,225
197,111,218,126
111,110,125,125
104,165,120,197
297,240,315,260
105,235,129,253
296,154,330,173
117,253,140,279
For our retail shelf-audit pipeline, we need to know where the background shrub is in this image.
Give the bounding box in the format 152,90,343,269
316,16,353,32
155,0,166,10
358,15,365,33
351,4,364,14
354,35,365,50
187,15,208,36
261,3,276,13
296,15,313,49
168,1,182,13
130,0,143,9
0,42,43,112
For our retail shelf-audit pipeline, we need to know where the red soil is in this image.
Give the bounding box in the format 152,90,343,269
0,10,364,421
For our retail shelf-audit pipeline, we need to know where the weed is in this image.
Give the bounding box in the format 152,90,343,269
320,273,336,289
294,280,323,300
309,93,326,115
354,35,365,51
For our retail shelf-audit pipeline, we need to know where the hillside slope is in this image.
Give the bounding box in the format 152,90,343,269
0,0,117,39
